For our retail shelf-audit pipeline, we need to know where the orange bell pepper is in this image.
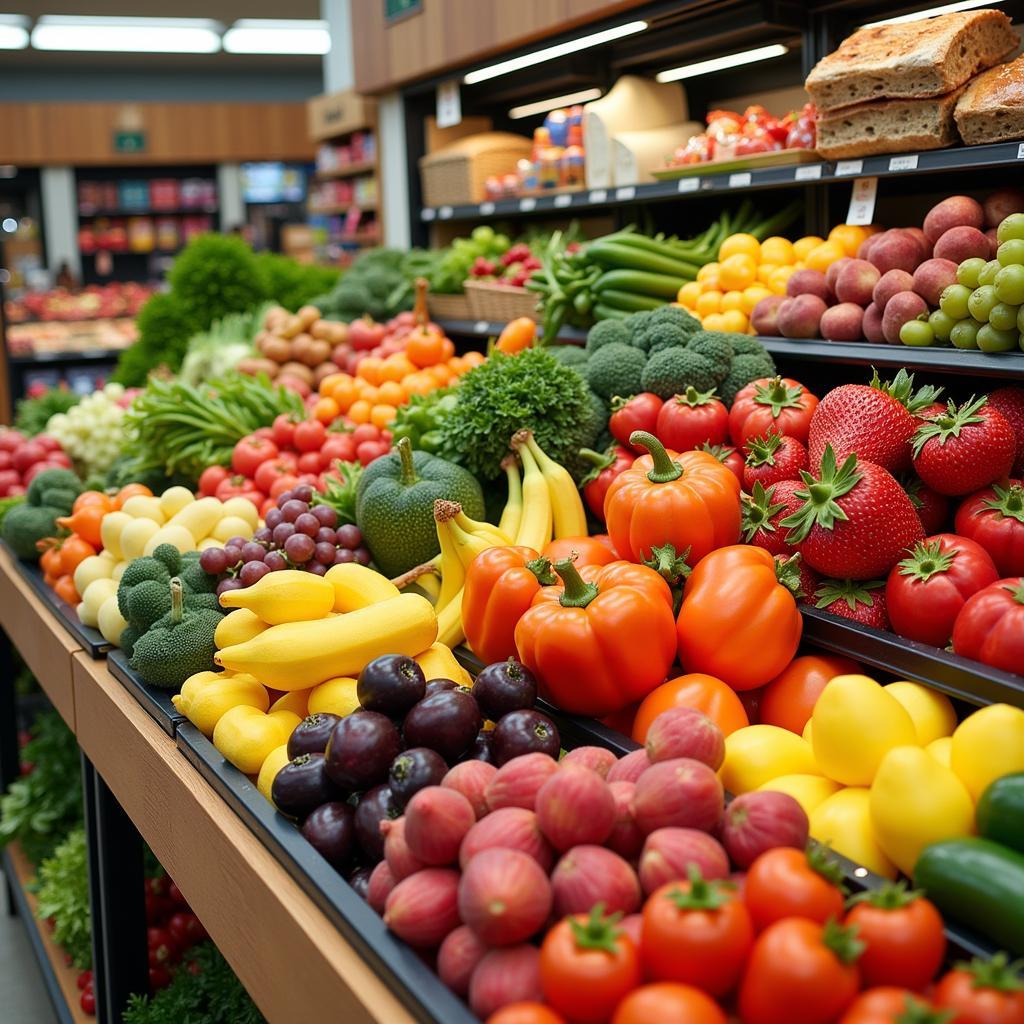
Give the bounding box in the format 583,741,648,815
542,536,618,567
676,544,803,692
604,431,741,565
514,558,677,716
494,317,536,354
462,545,554,664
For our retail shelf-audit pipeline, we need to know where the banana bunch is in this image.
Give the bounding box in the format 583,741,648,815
508,429,587,550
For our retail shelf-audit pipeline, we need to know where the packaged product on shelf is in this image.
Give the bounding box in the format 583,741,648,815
127,217,155,254
117,179,149,212
149,178,181,211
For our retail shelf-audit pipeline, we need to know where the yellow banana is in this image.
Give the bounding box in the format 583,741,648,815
413,569,442,604
512,432,553,551
499,455,523,541
326,562,401,612
436,585,466,648
525,431,587,539
453,508,512,547
447,513,495,571
433,508,466,613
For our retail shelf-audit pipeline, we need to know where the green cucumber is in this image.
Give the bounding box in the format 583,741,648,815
586,241,701,279
595,289,664,312
978,772,1024,853
914,837,1024,955
592,304,630,321
594,269,687,299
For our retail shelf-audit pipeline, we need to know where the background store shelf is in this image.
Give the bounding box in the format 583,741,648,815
8,349,125,367
315,162,377,180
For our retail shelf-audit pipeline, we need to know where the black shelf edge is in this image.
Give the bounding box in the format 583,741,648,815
2,848,79,1024
106,649,184,737
419,141,1024,222
437,319,587,344
8,349,126,367
173,723,478,1024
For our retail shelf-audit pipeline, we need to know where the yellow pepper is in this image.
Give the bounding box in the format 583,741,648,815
720,725,819,794
219,569,335,624
414,642,473,688
213,706,301,775
810,787,897,880
214,608,268,649
171,670,269,738
950,703,1024,802
270,688,312,720
308,676,361,717
257,744,291,805
883,681,956,745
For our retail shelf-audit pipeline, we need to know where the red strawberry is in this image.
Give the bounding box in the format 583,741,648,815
987,386,1024,475
775,552,821,604
898,473,949,534
742,479,804,556
911,395,1015,496
780,445,924,579
808,369,944,473
812,578,889,629
742,433,808,491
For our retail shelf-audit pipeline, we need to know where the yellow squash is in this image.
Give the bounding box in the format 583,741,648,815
757,774,840,817
257,744,291,805
720,725,819,794
415,642,473,688
950,703,1024,802
270,689,311,719
214,593,437,690
927,736,953,768
883,681,956,745
214,608,268,648
810,787,897,880
325,562,400,611
219,569,334,624
213,706,301,775
169,496,225,543
171,670,269,737
308,676,361,717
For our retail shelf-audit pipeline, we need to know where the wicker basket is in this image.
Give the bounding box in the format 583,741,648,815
464,280,540,323
419,132,533,207
426,292,471,322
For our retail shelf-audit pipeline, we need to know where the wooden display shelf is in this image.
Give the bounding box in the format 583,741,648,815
4,841,92,1024
315,162,377,180
311,202,378,216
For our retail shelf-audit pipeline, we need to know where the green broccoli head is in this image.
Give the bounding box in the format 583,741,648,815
150,544,182,575
718,352,778,406
641,348,724,399
635,305,702,351
585,343,648,401
546,345,590,370
687,331,735,370
178,560,218,595
585,319,630,354
38,487,79,516
27,468,80,507
126,579,176,631
130,607,222,690
726,334,770,357
2,505,58,559
117,557,171,619
624,311,653,345
581,389,610,450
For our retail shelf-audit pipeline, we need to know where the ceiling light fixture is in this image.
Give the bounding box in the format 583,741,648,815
223,19,330,55
509,88,602,119
0,14,29,49
31,16,222,53
464,20,648,85
862,0,1003,28
656,43,789,83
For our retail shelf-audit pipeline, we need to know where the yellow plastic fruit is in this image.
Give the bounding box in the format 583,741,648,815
870,745,975,876
719,233,761,262
741,285,773,315
415,642,473,688
718,253,757,291
143,524,197,556
696,290,723,317
308,676,361,717
219,497,259,531
793,236,826,261
120,517,161,561
720,725,819,794
756,263,780,285
121,495,166,524
719,309,749,333
197,537,222,550
927,736,953,768
257,744,291,805
769,266,796,293
326,562,401,612
215,608,269,649
810,788,897,879
757,774,840,816
212,516,255,543
219,569,335,624
74,555,114,596
78,578,118,628
98,595,128,646
100,511,132,560
802,718,814,745
760,237,796,266
702,313,727,332
805,241,847,274
950,703,1024,802
828,223,869,258
270,688,311,720
169,497,225,543
696,262,721,284
158,486,196,519
111,560,127,582
678,281,702,308
811,674,918,786
171,670,269,737
720,290,745,313
214,705,297,775
883,681,956,745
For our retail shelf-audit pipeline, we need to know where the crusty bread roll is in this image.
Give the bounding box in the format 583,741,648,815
806,9,1017,112
816,90,963,159
955,54,1024,145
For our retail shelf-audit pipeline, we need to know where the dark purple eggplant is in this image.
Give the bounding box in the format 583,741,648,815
287,712,341,759
472,659,537,721
402,689,482,764
301,801,356,869
348,864,372,900
357,654,426,717
388,747,448,808
424,677,459,697
353,783,398,862
272,754,342,818
325,710,402,792
491,709,560,765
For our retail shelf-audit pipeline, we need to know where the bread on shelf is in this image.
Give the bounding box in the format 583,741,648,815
955,54,1024,145
806,9,1017,113
816,90,963,159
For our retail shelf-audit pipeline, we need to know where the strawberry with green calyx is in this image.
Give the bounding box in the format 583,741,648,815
987,386,1024,475
775,553,820,604
912,395,1016,496
813,578,889,629
808,368,944,473
743,480,804,556
898,473,949,534
742,432,808,491
699,441,743,484
781,444,923,579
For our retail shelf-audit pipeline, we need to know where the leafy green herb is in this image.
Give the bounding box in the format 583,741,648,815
14,387,81,436
312,460,363,526
34,828,92,970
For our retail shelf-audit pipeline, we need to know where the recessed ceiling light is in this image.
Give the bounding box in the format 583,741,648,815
509,88,603,119
223,19,330,55
862,0,1003,28
0,14,29,50
31,16,222,53
656,44,789,83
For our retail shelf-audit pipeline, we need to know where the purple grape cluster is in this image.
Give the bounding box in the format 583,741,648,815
199,483,370,596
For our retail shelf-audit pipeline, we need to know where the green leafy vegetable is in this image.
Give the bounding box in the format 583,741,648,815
34,828,92,970
311,248,426,321
253,251,340,312
312,460,363,526
113,292,198,386
14,387,81,436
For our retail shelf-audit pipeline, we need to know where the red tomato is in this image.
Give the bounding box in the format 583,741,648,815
641,875,754,996
321,434,357,465
955,480,1024,577
35,434,62,452
276,450,299,471
0,430,25,452
838,987,941,1024
952,576,1024,673
611,983,726,1024
298,451,322,474
254,459,294,495
80,990,96,1015
632,673,749,741
760,654,861,734
231,435,279,477
699,442,745,485
270,474,300,499
0,469,20,494
357,440,390,465
844,884,945,991
933,956,1024,1024
198,465,230,497
738,918,862,1024
294,419,327,452
351,423,382,445
744,847,845,932
215,475,261,504
610,393,664,453
656,389,729,452
253,426,274,441
485,1005,566,1024
43,452,73,469
729,377,819,446
271,413,297,449
0,451,10,471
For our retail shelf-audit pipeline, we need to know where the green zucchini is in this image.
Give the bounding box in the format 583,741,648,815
914,837,1024,955
595,289,664,312
592,304,630,321
594,269,686,299
586,241,701,279
977,772,1024,853
599,232,712,264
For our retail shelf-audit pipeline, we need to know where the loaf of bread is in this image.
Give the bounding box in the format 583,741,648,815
806,9,1017,112
816,90,963,159
956,54,1024,145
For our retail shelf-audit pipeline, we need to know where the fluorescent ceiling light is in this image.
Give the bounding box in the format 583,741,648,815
32,16,222,53
223,19,330,54
464,20,647,85
656,43,788,83
509,88,602,119
0,14,29,49
862,0,1002,28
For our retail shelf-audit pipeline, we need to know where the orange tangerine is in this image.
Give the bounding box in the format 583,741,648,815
380,355,417,382
330,376,360,411
720,290,745,313
428,364,453,385
358,385,380,405
804,240,847,273
719,233,761,261
695,290,723,317
318,372,346,396
697,261,721,284
741,285,773,315
719,309,749,333
356,356,383,385
793,236,825,261
463,350,486,367
371,404,398,429
757,263,780,285
402,372,435,396
378,380,406,406
312,396,340,424
718,253,757,291
702,313,727,331
348,399,371,424
828,223,869,258
760,236,796,266
678,281,702,309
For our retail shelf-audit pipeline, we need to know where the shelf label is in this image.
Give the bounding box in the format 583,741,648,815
474,320,489,333
795,164,822,181
1017,142,1024,159
421,208,436,221
436,80,462,129
835,160,863,176
519,197,537,212
554,193,573,208
846,176,878,226
479,201,495,216
438,205,453,220
888,154,918,172
588,189,608,204
678,176,701,193
729,172,752,188
615,185,636,201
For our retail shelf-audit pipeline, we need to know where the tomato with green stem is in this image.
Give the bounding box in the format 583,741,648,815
839,987,953,1024
932,954,1024,1024
655,387,729,452
729,376,819,446
955,480,1024,577
611,983,726,1024
609,393,663,452
952,577,1024,673
744,846,845,931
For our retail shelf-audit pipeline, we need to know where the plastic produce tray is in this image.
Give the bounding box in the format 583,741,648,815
107,648,184,737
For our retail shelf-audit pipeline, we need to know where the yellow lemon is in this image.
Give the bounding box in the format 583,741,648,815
719,233,761,262
721,725,819,794
883,681,956,745
811,788,897,879
760,236,796,266
793,236,826,260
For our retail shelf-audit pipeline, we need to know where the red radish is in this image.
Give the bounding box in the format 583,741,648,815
458,849,552,945
383,818,427,881
367,860,395,913
560,746,617,778
383,868,461,947
639,828,730,894
606,748,651,784
404,787,475,866
619,913,643,948
469,945,542,1019
720,791,809,868
632,758,723,835
442,761,496,819
486,753,559,811
535,765,616,851
550,845,641,917
606,780,644,859
645,707,725,770
437,925,489,997
459,807,553,871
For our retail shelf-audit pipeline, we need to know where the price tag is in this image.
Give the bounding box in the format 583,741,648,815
1016,142,1024,159
588,189,608,204
678,177,700,193
729,172,752,188
795,164,822,181
519,197,537,212
846,176,878,226
615,185,636,201
888,154,918,172
474,320,489,334
479,201,495,216
438,205,453,220
436,80,462,129
554,193,573,208
421,208,436,221
835,160,863,176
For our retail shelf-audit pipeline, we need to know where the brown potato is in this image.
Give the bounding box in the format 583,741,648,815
278,315,304,340
310,319,333,341
297,305,321,328
314,361,341,384
262,336,292,363
303,339,331,367
278,361,314,385
237,357,279,378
